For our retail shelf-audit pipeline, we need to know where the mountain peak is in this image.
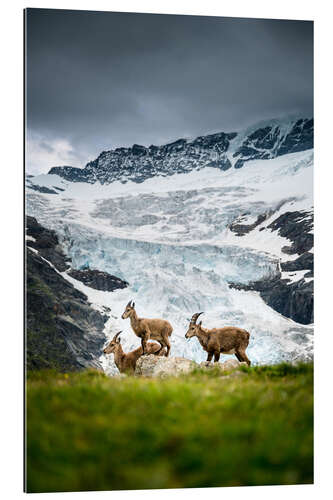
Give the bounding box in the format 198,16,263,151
48,117,313,185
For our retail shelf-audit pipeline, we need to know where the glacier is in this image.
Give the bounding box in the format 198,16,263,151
26,148,314,374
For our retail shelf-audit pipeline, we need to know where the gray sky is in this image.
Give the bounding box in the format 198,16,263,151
25,9,313,174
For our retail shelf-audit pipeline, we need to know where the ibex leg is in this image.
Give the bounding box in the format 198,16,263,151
206,352,213,364
164,338,171,357
141,334,150,355
155,340,165,356
235,351,243,362
236,349,251,366
158,333,170,357
214,351,220,363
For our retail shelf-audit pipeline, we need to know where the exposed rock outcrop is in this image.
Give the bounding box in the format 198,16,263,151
233,118,313,169
230,276,313,325
267,210,313,255
229,213,268,236
281,252,313,272
26,216,70,271
26,183,59,195
26,248,108,371
68,268,128,292
229,208,313,325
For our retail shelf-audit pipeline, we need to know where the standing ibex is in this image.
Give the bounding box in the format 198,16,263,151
185,312,251,365
122,300,173,357
103,331,165,374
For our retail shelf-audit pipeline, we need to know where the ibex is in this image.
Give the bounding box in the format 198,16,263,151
121,300,173,357
103,331,165,374
185,312,251,365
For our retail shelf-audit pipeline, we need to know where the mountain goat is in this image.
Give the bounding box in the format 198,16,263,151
103,331,165,374
121,300,173,356
185,312,251,365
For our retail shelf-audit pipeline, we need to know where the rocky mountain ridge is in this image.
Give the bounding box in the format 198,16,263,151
48,117,313,185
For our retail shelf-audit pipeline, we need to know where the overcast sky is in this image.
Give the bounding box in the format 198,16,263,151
25,9,313,174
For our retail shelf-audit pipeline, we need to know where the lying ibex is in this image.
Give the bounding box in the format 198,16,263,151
122,300,173,356
103,331,165,374
185,312,251,365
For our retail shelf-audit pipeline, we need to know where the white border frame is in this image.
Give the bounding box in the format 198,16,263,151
2,1,332,499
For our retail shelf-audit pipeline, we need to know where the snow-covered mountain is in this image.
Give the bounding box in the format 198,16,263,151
26,117,314,373
47,117,313,185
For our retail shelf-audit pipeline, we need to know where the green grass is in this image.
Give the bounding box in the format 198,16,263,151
26,363,313,492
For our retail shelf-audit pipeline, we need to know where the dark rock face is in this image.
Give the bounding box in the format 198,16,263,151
267,210,313,255
46,166,89,183
26,183,59,194
26,248,108,371
233,126,279,167
49,131,236,184
68,268,128,292
233,118,313,169
230,276,313,325
228,208,313,325
281,252,313,272
48,118,313,185
278,118,314,156
229,213,268,236
26,216,70,272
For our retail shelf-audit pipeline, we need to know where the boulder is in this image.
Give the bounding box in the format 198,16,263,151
135,355,196,378
199,359,247,372
222,359,247,371
135,356,247,378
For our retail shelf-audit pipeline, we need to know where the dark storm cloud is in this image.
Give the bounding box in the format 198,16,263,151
25,9,313,173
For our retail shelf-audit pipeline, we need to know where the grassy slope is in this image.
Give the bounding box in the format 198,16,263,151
26,363,313,493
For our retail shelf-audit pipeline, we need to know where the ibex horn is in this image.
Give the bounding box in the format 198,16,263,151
126,300,133,307
113,330,122,340
191,312,204,324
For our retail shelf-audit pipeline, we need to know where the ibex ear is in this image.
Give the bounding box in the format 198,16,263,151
199,321,202,326
117,336,121,343
132,302,135,308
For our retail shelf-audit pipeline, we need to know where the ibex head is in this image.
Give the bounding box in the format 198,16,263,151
122,300,135,319
103,331,122,354
185,312,204,339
